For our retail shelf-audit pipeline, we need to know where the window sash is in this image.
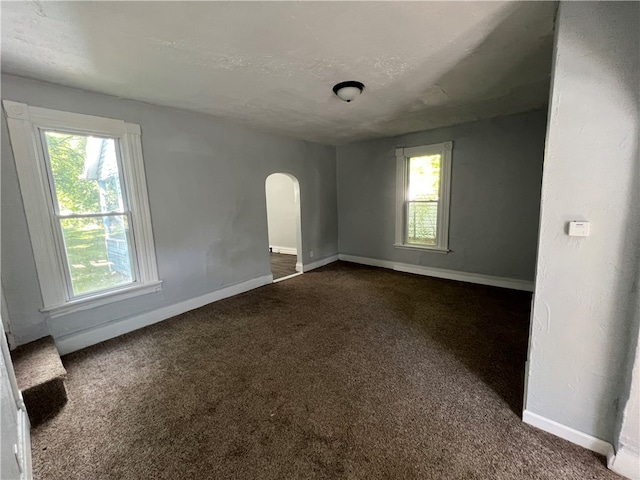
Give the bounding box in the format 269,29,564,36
39,129,130,216
404,153,442,246
404,154,443,246
405,200,439,246
56,212,138,299
406,155,441,202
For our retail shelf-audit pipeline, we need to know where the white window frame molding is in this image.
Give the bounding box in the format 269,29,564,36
3,100,161,318
394,141,453,253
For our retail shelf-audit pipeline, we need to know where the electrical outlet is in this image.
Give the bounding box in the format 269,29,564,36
309,250,314,258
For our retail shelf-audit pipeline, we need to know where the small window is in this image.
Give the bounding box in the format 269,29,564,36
3,101,161,316
395,141,452,252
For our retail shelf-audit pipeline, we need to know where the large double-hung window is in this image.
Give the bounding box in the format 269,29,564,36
395,141,453,252
3,101,160,316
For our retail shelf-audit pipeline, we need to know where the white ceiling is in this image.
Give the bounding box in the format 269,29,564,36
1,1,556,145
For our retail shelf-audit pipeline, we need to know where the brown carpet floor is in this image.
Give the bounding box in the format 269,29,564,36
32,262,621,480
12,336,68,427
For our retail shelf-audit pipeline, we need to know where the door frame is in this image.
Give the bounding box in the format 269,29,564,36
265,172,303,279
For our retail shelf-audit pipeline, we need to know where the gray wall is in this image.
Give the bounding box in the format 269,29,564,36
1,74,338,346
525,1,639,444
613,295,639,470
265,173,297,251
337,110,546,281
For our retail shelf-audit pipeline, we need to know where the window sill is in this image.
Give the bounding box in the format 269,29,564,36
41,280,163,318
393,243,450,254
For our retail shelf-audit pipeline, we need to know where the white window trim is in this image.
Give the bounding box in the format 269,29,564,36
3,100,161,318
394,141,453,253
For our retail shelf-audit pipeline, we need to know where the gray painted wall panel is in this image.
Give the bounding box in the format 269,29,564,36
525,1,640,443
337,110,547,281
1,75,337,345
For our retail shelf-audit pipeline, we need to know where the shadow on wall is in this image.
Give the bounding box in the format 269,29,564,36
576,4,640,447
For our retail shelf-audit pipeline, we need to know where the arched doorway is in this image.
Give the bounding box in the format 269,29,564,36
265,173,302,282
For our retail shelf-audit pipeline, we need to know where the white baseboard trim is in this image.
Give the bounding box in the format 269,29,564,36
339,254,395,270
295,262,303,273
273,272,303,283
55,274,274,355
18,405,31,480
523,410,614,457
270,246,297,256
338,254,534,292
608,445,640,480
303,254,339,273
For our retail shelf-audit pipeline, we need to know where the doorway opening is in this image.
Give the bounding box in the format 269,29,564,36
265,173,302,282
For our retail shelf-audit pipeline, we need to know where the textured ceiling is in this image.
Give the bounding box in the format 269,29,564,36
1,1,556,145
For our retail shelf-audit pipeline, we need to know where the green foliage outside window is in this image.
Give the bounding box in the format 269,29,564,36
46,132,100,215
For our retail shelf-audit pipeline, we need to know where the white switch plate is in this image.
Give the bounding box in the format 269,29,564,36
569,221,590,237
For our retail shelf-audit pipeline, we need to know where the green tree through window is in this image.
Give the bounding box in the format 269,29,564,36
46,133,100,214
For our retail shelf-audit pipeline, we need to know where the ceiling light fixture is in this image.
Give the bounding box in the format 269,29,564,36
332,81,365,103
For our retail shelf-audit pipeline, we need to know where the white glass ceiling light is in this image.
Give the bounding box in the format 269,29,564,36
333,81,365,103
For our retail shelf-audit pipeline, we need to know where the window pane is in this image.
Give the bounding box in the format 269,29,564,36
45,132,125,215
408,155,441,201
60,215,134,296
406,201,438,245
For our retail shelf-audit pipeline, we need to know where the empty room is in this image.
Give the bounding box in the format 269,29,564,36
1,2,638,480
